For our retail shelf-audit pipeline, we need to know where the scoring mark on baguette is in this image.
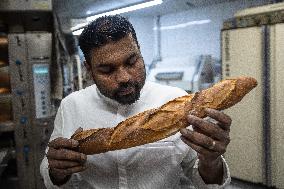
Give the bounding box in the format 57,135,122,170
71,129,100,141
72,76,258,154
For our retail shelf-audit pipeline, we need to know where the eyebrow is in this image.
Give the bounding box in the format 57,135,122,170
95,52,138,68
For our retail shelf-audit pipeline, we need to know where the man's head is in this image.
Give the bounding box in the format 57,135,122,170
79,15,146,105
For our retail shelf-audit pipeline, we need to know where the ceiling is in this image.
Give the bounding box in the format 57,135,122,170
54,0,239,19
54,0,146,19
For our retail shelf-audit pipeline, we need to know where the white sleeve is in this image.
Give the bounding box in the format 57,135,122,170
181,151,231,189
190,156,231,189
174,125,231,189
40,103,73,189
172,90,231,188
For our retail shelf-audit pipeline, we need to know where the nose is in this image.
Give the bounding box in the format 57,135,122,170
116,67,131,83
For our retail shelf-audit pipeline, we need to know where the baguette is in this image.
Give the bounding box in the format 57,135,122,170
71,76,257,155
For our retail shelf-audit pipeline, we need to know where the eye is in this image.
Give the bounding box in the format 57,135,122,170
127,56,138,66
98,66,114,74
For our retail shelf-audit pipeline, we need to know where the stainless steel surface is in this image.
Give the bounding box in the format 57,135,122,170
192,55,216,92
9,33,35,189
147,56,196,92
32,64,51,118
270,23,284,189
8,32,54,189
26,33,52,119
148,55,216,92
222,27,265,184
26,33,52,61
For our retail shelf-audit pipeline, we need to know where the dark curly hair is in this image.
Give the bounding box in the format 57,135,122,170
78,15,140,64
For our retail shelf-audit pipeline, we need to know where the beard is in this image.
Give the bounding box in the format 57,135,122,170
113,80,143,105
95,72,146,105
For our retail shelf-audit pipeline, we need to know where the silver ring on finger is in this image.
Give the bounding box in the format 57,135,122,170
209,140,216,150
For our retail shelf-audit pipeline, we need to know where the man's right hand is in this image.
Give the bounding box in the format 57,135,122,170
47,137,87,186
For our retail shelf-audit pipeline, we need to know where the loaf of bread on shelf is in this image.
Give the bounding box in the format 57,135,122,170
0,88,10,94
71,76,258,155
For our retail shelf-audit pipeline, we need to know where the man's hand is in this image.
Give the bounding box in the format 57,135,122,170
47,129,87,186
180,108,232,184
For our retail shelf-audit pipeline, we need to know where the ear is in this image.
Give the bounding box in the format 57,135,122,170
84,60,95,81
84,60,91,71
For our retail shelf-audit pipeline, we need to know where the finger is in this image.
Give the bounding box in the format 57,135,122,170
48,137,79,149
48,159,83,169
51,166,87,176
47,148,87,163
191,124,203,133
74,127,83,135
180,129,226,154
187,115,229,141
181,136,220,157
205,108,232,130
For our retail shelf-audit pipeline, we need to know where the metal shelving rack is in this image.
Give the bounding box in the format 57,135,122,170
0,1,54,188
0,28,15,187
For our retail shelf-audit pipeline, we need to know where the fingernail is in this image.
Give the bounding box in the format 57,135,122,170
72,140,79,146
180,128,187,135
187,129,193,134
81,154,87,161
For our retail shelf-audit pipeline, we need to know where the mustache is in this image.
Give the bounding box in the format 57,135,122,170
115,81,136,93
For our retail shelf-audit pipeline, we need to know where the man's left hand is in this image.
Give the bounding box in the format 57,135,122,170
180,108,232,184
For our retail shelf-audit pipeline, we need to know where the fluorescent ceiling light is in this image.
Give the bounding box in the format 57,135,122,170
72,0,163,34
153,19,211,30
73,28,84,35
86,0,163,22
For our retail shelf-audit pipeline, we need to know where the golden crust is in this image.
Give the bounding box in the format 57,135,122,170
71,76,257,155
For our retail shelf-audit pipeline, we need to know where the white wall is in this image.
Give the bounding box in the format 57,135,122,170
124,0,269,68
128,16,155,66
160,0,268,59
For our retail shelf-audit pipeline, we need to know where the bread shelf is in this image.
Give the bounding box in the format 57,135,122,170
0,64,9,68
0,121,14,132
0,93,11,99
0,148,15,176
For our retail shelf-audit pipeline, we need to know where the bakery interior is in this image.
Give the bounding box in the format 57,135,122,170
0,0,284,188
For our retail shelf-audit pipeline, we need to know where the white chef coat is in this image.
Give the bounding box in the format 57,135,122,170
40,81,231,189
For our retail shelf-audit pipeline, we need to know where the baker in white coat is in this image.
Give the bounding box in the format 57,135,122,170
40,15,232,189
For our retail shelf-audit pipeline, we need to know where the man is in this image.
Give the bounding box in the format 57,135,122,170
40,15,232,189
